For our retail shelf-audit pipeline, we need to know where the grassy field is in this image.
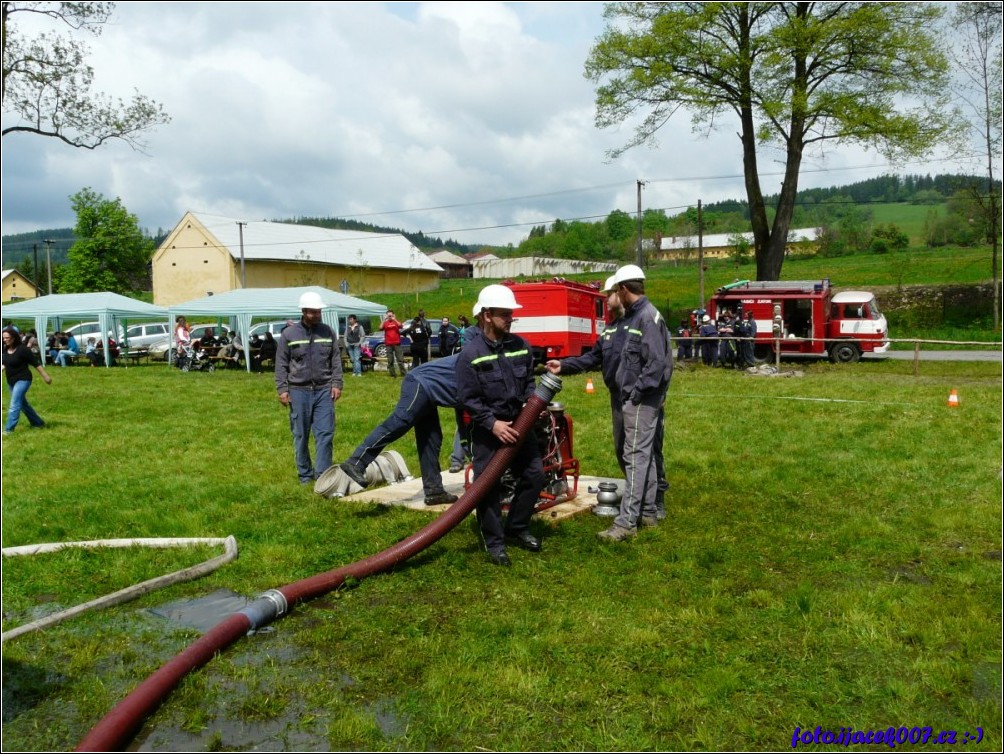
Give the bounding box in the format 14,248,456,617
1,358,1001,751
869,202,936,243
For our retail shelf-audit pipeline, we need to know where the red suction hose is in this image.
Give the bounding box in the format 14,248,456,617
76,373,563,752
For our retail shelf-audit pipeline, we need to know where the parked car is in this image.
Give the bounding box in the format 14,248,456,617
149,338,173,361
188,324,231,344
366,318,442,358
120,322,171,349
248,320,294,340
64,321,111,346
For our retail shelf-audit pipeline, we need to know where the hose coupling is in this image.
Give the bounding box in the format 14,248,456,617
536,372,562,401
238,589,288,630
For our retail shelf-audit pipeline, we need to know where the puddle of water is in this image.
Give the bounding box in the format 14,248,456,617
368,698,409,738
145,588,251,634
129,705,332,752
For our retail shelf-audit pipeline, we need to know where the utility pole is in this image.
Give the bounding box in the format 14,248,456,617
635,179,646,267
43,239,54,294
237,222,247,288
32,244,39,289
697,200,705,307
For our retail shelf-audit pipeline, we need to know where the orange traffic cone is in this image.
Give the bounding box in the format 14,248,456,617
947,389,960,408
585,378,595,394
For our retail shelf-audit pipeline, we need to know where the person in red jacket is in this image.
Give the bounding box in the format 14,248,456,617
380,310,406,377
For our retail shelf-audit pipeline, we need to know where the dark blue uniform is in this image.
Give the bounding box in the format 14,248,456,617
456,327,545,557
698,321,718,366
717,316,736,367
736,315,757,367
611,295,672,529
344,355,461,499
675,323,693,360
559,318,629,475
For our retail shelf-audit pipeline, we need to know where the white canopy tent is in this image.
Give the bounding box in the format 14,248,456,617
167,286,387,372
2,292,168,367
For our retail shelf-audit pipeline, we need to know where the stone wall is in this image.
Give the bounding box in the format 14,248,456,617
866,283,996,328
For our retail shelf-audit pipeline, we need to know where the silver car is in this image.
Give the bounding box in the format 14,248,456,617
120,322,171,349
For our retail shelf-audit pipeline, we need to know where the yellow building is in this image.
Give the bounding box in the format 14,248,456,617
654,227,821,262
152,212,443,306
1,269,40,303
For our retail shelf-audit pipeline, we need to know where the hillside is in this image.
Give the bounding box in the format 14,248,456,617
3,173,995,273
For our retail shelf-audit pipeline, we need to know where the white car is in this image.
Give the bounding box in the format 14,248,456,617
248,320,294,340
64,321,111,346
120,322,171,349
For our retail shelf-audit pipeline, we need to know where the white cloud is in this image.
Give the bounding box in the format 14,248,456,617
0,1,981,251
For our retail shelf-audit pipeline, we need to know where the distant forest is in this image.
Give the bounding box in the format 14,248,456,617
2,173,997,276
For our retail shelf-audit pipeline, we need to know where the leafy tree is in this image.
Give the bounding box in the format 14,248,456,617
872,223,910,252
950,1,1002,328
605,209,634,241
58,187,153,293
814,224,846,258
585,2,953,280
837,205,873,254
911,189,945,205
727,232,752,266
641,208,670,235
2,1,169,149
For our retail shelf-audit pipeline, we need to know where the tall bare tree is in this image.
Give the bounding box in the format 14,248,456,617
585,2,954,280
950,2,1002,330
2,1,169,150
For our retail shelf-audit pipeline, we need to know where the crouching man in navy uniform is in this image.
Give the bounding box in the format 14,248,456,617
457,285,546,567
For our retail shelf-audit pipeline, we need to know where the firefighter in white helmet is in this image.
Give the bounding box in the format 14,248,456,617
545,274,628,472
568,265,672,540
274,291,343,484
457,284,545,566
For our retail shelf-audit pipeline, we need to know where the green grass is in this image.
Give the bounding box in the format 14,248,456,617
2,359,1001,751
870,202,936,243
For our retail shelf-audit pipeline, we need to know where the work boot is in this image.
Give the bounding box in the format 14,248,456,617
339,462,369,489
448,462,464,474
597,524,636,541
424,491,458,506
505,531,541,552
639,516,660,528
487,549,512,567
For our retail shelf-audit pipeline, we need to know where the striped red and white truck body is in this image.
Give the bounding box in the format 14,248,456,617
504,279,609,361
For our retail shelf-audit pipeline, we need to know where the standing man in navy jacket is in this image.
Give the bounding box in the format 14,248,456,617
275,292,343,484
595,265,672,540
457,285,545,567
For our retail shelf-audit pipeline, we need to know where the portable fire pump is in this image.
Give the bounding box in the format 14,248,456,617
464,401,579,513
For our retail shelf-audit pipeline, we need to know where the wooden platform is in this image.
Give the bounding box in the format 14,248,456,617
337,468,624,524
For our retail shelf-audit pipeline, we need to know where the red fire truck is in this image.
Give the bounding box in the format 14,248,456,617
707,279,889,363
503,279,608,360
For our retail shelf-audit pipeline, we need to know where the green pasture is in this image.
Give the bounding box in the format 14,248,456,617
2,359,1001,751
869,202,934,243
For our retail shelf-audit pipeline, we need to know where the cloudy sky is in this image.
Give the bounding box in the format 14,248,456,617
0,1,978,250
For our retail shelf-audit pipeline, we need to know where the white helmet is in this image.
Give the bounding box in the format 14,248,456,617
702,314,710,323
299,291,326,310
603,275,618,293
475,284,522,312
612,264,645,286
472,302,482,318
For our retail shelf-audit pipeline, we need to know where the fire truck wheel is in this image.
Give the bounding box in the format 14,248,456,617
829,341,861,364
753,344,773,364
